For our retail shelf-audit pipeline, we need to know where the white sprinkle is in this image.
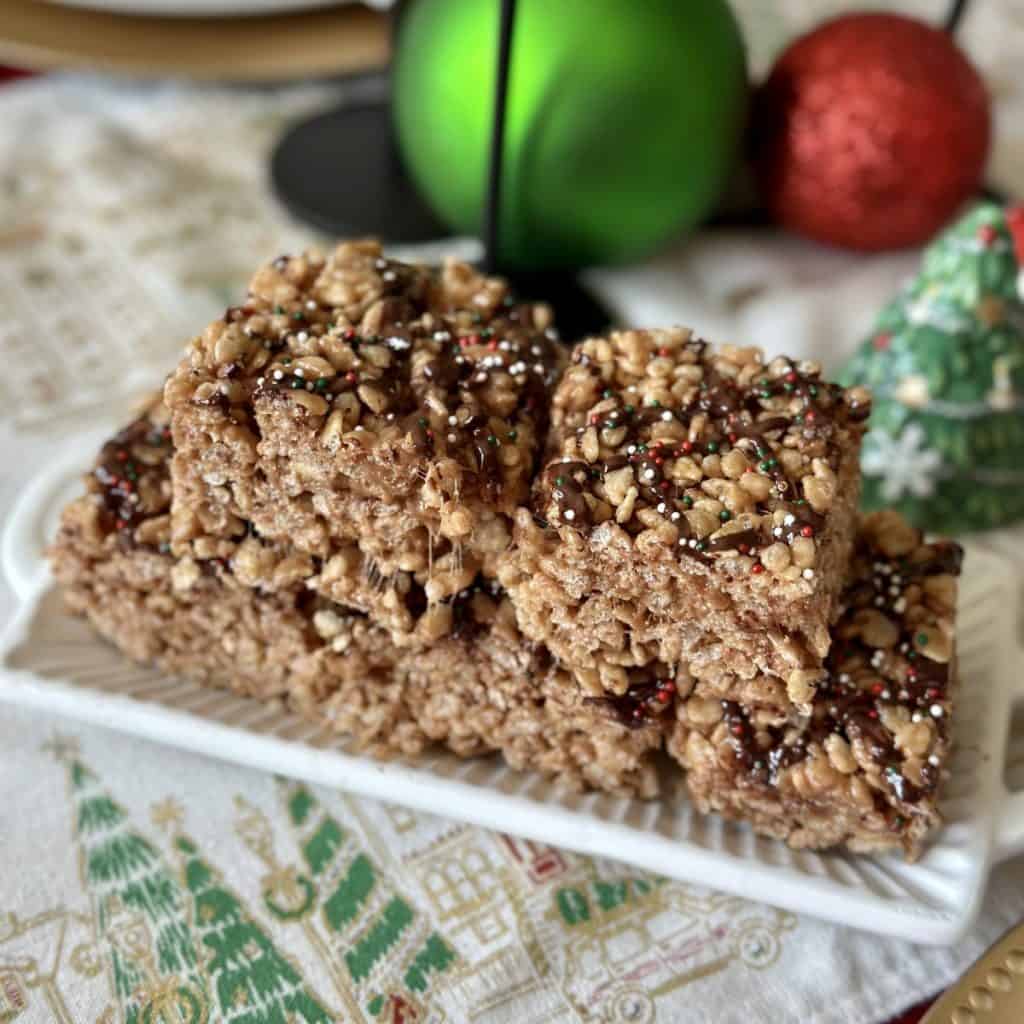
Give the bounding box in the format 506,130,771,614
881,689,891,699
643,468,656,480
891,574,902,584
433,330,451,342
382,270,397,282
893,598,907,613
656,503,666,513
563,509,576,521
387,335,411,351
305,300,317,310
545,327,559,340
670,512,681,521
447,433,458,443
627,445,637,454
306,383,313,392
874,596,885,607
912,712,923,723
531,345,542,356
889,585,901,596
930,704,944,718
627,385,638,393
562,456,572,463
354,425,364,431
802,568,814,579
386,412,395,421
273,370,284,380
928,755,940,766
533,363,545,374
296,331,309,343
294,368,305,378
784,514,796,526
448,415,457,426
661,411,673,421
773,526,783,538
838,673,851,683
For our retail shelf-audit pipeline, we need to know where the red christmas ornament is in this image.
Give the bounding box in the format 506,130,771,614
753,13,991,251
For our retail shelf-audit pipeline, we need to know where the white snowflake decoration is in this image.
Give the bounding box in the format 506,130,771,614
861,423,944,502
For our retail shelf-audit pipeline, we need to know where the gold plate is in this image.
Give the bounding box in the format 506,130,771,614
0,1,388,81
921,921,1024,1024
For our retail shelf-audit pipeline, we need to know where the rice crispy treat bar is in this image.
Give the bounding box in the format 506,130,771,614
49,405,659,796
500,328,871,703
667,511,962,859
163,241,564,642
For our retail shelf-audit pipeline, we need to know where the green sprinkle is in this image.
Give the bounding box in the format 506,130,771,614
651,400,661,408
315,378,329,391
719,510,731,522
624,405,635,414
487,434,498,446
417,417,428,427
706,441,719,453
682,495,694,508
916,632,929,646
602,389,614,399
292,311,304,320
808,385,819,397
555,476,565,486
507,430,518,441
274,305,285,315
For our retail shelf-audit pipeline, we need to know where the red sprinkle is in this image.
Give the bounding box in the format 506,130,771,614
345,371,358,384
681,441,693,453
977,223,998,246
656,690,672,704
785,371,798,383
658,347,672,357
867,709,879,719
800,525,814,538
116,450,128,462
751,563,765,575
871,682,885,696
731,724,745,736
872,333,891,351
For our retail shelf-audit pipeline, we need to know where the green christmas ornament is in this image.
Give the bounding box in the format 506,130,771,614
840,203,1024,534
393,0,748,269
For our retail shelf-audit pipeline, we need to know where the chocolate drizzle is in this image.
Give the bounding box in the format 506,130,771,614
585,667,677,729
93,416,172,542
717,530,963,809
544,336,868,568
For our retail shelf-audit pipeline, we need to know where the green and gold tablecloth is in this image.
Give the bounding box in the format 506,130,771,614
3,2,1024,1017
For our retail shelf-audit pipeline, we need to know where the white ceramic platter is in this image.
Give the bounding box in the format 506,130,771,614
2,441,1023,945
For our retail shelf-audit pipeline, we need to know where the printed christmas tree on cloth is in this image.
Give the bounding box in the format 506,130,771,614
277,781,456,1018
841,203,1024,533
174,833,334,1024
64,754,209,1024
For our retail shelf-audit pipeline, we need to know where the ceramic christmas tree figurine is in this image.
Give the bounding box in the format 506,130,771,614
841,203,1024,533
